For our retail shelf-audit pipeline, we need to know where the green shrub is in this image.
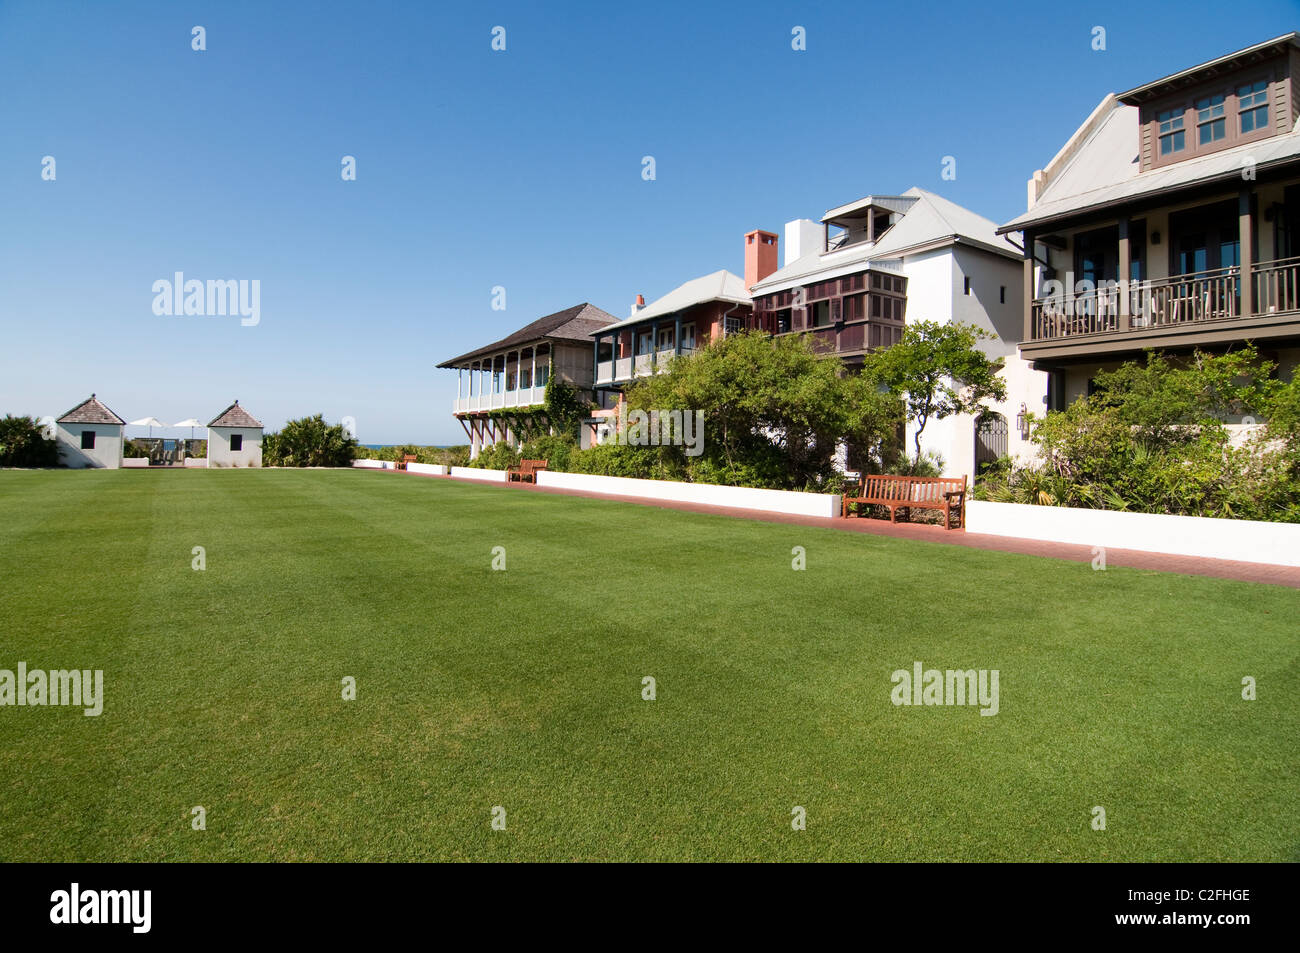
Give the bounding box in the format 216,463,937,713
0,416,59,468
518,434,576,473
469,441,520,471
262,415,357,467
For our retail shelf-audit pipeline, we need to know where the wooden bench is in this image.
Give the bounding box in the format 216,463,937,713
842,473,968,530
507,458,547,483
398,454,417,471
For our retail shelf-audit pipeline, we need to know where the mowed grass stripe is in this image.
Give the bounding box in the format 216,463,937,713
0,469,1295,861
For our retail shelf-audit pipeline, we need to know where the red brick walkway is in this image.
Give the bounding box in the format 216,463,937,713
383,469,1300,589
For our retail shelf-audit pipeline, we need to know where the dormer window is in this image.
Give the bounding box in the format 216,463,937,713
1195,93,1226,145
1157,108,1185,155
1238,79,1269,133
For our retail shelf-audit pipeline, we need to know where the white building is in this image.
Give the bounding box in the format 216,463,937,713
207,401,263,467
749,187,1047,479
55,394,125,469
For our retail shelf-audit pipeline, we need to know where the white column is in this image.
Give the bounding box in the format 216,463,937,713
530,346,538,404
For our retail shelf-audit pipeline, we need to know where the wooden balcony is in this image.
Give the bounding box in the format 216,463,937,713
1024,257,1300,360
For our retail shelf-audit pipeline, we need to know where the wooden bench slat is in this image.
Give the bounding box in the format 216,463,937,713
842,473,967,530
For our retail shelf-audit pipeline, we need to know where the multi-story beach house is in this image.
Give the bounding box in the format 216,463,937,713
583,238,769,447
998,33,1300,410
748,187,1037,478
437,303,618,458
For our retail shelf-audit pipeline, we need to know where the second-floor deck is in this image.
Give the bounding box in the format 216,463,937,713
1025,256,1300,357
595,347,696,386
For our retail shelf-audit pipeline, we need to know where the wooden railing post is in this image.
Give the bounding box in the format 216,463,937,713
1239,190,1254,317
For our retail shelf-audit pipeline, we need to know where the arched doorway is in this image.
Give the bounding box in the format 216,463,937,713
975,412,1008,475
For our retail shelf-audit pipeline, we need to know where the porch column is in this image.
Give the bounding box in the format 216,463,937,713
592,335,599,383
1239,189,1254,317
1117,219,1131,331
530,346,537,404
1022,230,1036,342
674,315,681,355
651,321,659,366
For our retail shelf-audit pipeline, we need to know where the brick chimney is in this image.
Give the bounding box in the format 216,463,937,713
744,230,779,289
630,294,645,318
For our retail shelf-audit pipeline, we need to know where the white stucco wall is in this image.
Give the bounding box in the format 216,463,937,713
967,500,1300,568
899,247,1046,478
207,426,263,467
56,424,123,469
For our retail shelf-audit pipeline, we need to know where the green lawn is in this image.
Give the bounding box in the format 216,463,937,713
0,468,1296,862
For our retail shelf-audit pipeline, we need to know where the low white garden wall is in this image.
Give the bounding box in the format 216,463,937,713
966,500,1300,568
123,458,150,468
449,466,509,482
535,470,841,519
183,458,207,468
351,459,394,470
405,463,447,476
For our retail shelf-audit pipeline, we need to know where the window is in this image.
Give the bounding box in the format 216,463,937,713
681,323,696,349
519,367,532,389
811,301,830,328
536,363,549,386
230,434,243,452
657,326,674,350
1195,93,1226,145
80,430,95,450
1157,107,1185,155
999,285,1006,304
724,315,745,336
774,310,791,334
963,276,972,296
1238,79,1269,134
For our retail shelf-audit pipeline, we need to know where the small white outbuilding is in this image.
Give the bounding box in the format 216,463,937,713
55,394,125,469
207,401,263,468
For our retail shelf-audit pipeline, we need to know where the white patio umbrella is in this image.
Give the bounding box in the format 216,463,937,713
128,416,169,438
173,418,203,440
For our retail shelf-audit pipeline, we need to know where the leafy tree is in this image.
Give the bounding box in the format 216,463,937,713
862,320,1007,470
262,414,357,467
617,330,899,489
0,415,59,468
1088,346,1277,443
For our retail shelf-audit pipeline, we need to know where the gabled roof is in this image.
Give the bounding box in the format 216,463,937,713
750,187,1018,294
208,401,263,428
999,106,1300,234
1000,35,1300,235
865,187,1021,261
1117,32,1300,105
593,271,748,333
57,394,125,426
437,303,618,368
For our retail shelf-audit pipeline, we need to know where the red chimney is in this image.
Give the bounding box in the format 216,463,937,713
744,230,779,289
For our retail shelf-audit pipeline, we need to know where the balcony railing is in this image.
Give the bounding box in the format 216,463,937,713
1029,258,1300,341
453,387,544,414
1253,255,1300,314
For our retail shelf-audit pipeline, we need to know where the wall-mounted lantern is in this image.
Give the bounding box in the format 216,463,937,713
1015,402,1030,440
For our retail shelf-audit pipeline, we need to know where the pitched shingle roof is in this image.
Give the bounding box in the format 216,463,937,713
208,401,263,428
593,271,749,333
56,394,125,426
437,303,618,368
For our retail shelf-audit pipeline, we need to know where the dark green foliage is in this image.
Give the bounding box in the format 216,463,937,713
262,414,358,467
0,415,59,468
980,347,1300,522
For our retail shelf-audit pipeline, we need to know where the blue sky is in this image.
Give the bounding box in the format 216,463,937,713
2,1,1297,444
